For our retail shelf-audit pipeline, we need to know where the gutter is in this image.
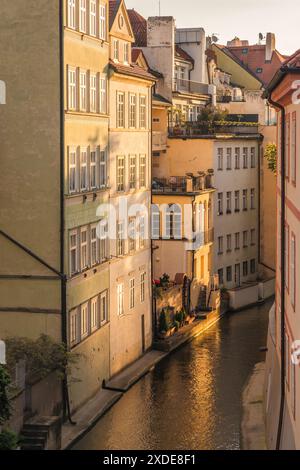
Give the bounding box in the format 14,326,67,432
265,90,286,451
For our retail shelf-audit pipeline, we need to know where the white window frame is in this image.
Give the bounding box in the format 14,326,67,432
226,148,232,170
89,0,97,37
129,155,137,189
99,3,107,41
235,148,240,169
91,296,99,332
99,75,107,114
67,0,76,30
113,39,120,61
139,154,146,188
243,147,248,169
140,272,146,303
218,236,223,255
80,148,88,191
128,217,136,252
69,230,79,276
80,302,89,340
129,93,137,128
79,0,87,33
69,147,77,194
117,283,124,316
251,147,256,168
124,42,129,63
100,149,107,188
68,67,77,111
100,290,108,325
117,92,125,128
139,215,146,249
80,226,89,271
79,70,87,112
90,149,97,190
70,308,80,347
117,155,125,192
151,205,160,240
139,95,146,128
217,148,223,170
117,221,125,256
91,224,99,266
90,73,97,113
129,278,135,309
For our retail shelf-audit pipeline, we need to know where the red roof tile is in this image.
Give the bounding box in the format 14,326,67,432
109,59,156,81
226,44,285,86
127,9,147,47
175,45,194,65
283,49,300,68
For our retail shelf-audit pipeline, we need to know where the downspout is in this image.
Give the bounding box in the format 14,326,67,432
59,0,75,426
267,93,285,450
150,83,156,340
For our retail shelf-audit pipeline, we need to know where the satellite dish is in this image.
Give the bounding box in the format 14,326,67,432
259,33,264,41
212,35,219,43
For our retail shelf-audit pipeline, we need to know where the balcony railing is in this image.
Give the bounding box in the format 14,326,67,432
168,121,259,137
153,131,168,150
152,175,214,193
173,78,210,96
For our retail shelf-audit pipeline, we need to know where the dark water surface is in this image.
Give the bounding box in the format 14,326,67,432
74,300,271,450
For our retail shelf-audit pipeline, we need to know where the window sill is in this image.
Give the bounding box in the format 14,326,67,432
66,110,109,118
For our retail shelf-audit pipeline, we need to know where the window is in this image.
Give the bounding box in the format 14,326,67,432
226,148,232,170
80,227,88,270
139,215,146,249
68,67,77,110
217,193,223,215
129,217,136,252
100,150,107,188
79,70,87,111
166,205,182,239
139,155,146,188
80,149,88,191
100,230,107,263
91,296,99,332
226,192,232,213
243,148,248,168
251,147,256,168
235,148,240,169
251,229,256,246
129,94,137,128
68,0,76,29
235,232,240,250
89,0,97,36
250,188,255,209
70,308,79,346
129,155,136,189
129,278,135,309
117,155,125,192
217,148,223,170
243,261,248,277
91,225,98,266
140,273,146,302
69,149,77,193
90,150,97,189
117,221,125,256
250,259,256,274
117,284,124,316
80,302,89,339
234,190,240,212
227,234,232,252
218,236,223,254
291,234,296,309
291,113,296,184
243,230,248,248
243,189,248,211
218,268,224,285
256,67,263,74
79,0,87,33
70,230,78,276
100,75,107,114
114,40,119,61
291,361,296,419
90,73,97,113
286,114,290,180
100,291,108,325
226,266,232,282
99,3,107,40
117,92,125,127
151,205,160,240
124,43,129,63
140,96,146,128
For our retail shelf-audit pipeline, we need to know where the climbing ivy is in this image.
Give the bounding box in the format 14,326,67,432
0,365,11,424
264,143,277,174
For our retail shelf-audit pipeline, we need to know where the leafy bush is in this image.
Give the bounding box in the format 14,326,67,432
159,308,172,332
159,273,170,288
264,143,277,174
173,321,180,332
0,430,19,450
0,366,11,424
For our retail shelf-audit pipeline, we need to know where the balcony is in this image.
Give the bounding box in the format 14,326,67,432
152,174,214,194
168,121,259,138
153,131,168,151
173,78,210,96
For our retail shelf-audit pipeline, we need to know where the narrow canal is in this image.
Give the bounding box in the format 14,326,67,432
74,299,272,451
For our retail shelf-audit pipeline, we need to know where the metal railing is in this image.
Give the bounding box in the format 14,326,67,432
173,78,210,96
152,176,187,193
168,122,259,137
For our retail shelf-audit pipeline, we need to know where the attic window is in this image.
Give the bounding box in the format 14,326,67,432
242,48,248,54
256,67,263,74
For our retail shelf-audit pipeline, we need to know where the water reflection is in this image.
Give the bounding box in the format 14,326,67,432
74,300,271,450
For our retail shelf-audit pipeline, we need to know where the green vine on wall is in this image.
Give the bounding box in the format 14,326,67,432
264,143,277,174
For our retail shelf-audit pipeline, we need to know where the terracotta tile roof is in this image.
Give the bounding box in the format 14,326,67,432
175,45,194,65
127,9,147,46
109,0,121,30
131,48,143,63
226,44,285,87
283,49,300,68
109,59,156,81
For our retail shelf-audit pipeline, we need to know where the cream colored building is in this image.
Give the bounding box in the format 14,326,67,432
0,0,111,415
108,0,155,376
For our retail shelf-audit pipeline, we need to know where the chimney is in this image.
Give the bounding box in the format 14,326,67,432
266,33,276,62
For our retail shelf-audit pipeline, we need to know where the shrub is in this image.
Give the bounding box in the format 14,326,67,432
173,321,180,332
159,308,172,332
0,430,19,450
159,273,170,288
0,366,11,424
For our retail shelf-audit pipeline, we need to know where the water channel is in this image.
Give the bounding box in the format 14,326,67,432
74,299,272,450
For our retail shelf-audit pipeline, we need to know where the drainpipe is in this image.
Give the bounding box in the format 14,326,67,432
267,94,285,451
150,83,156,340
59,0,75,426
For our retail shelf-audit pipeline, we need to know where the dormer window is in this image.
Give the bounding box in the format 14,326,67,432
114,40,120,61
242,48,248,54
256,67,263,74
124,43,129,64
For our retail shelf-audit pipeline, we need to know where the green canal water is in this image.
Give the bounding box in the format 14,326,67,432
73,299,272,450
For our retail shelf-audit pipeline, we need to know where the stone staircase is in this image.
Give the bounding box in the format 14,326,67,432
20,416,61,450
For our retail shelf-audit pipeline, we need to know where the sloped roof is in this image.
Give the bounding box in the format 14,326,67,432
127,9,147,46
175,45,194,65
109,59,156,82
283,49,300,68
226,44,285,87
109,0,121,29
